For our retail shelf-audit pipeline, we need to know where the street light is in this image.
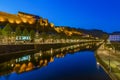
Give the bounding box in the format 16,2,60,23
106,39,112,72
108,47,112,72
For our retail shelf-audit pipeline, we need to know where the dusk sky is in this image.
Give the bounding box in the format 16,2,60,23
0,0,120,33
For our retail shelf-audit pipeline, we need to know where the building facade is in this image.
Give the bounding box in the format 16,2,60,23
109,32,120,42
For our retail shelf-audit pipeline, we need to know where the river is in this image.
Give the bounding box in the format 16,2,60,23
0,44,111,80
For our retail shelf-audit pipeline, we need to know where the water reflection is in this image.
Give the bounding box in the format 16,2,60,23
16,55,31,63
97,62,100,70
0,43,97,76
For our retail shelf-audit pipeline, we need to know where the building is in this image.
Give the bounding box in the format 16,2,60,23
109,32,120,42
18,11,40,20
16,36,31,41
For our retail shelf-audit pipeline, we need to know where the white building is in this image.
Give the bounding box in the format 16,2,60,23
16,36,31,41
109,32,120,42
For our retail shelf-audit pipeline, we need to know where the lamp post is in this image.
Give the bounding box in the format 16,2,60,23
108,47,112,72
106,39,112,72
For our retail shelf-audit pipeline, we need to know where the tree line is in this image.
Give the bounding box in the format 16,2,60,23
0,23,35,41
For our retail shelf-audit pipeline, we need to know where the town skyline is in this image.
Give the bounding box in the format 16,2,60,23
0,0,120,33
0,1,120,80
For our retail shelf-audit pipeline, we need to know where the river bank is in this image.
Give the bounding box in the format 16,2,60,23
0,42,98,63
0,50,111,80
0,41,98,55
96,44,120,80
0,43,79,55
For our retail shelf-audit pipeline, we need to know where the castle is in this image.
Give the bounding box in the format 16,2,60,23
0,11,54,28
0,11,87,44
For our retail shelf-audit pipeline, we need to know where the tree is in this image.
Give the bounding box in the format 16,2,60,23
2,23,12,37
0,28,3,41
2,23,13,44
23,28,29,36
0,28,2,36
30,30,35,41
15,26,21,36
40,32,47,39
102,34,109,40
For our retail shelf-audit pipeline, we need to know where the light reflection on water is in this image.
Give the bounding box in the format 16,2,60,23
0,44,111,80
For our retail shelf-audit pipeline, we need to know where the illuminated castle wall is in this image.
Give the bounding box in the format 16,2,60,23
0,11,54,28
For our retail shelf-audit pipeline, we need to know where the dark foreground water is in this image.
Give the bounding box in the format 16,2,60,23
0,50,111,80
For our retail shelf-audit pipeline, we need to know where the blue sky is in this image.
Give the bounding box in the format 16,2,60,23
0,0,120,32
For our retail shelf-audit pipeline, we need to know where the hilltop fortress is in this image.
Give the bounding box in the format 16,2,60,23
0,11,54,28
0,11,84,37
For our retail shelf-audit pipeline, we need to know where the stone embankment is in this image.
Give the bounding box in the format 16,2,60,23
96,44,120,80
0,42,83,56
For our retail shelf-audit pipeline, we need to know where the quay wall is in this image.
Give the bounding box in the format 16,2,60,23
0,42,82,55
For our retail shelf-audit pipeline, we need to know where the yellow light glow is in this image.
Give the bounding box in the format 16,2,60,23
50,57,54,62
0,17,6,22
8,19,14,23
28,21,33,24
21,17,27,23
45,23,48,26
39,60,43,66
15,20,22,24
39,19,43,25
44,59,48,63
25,15,33,18
50,23,54,27
28,19,35,24
19,63,27,73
